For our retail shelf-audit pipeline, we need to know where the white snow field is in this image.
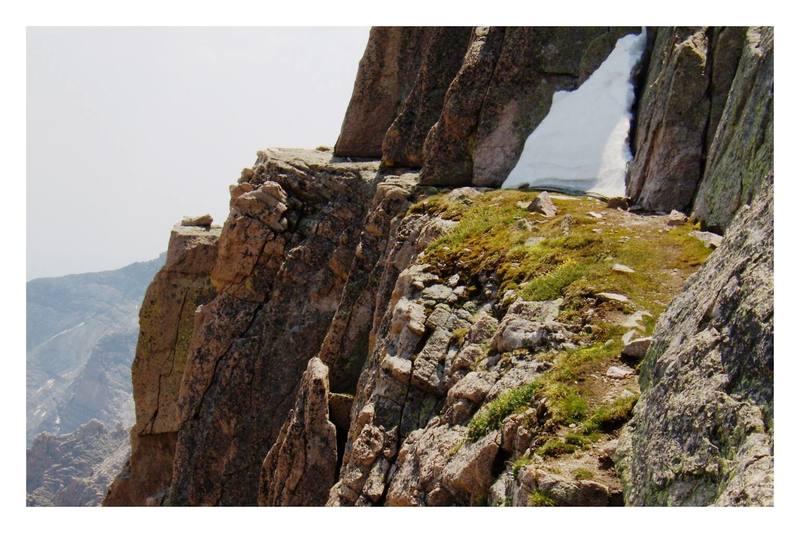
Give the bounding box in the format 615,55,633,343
502,29,647,198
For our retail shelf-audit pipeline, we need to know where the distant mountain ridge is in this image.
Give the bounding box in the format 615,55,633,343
26,253,165,506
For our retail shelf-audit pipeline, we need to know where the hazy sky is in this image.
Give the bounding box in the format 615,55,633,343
27,27,370,280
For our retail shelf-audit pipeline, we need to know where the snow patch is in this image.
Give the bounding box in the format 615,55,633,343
502,29,647,198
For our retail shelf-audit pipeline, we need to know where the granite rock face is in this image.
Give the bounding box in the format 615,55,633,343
258,357,338,506
334,27,436,158
103,224,220,506
381,27,473,168
693,27,773,231
627,27,713,212
96,26,774,508
168,150,380,505
423,27,641,186
617,175,773,506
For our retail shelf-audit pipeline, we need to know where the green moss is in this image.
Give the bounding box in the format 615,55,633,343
582,394,640,433
451,327,469,347
467,382,539,442
536,438,578,457
411,190,712,321
528,490,555,507
511,456,534,478
541,383,588,424
572,468,594,481
519,261,588,301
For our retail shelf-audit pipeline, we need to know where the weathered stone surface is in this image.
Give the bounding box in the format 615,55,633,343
693,27,773,231
420,27,507,185
258,358,338,506
104,224,220,506
334,28,436,158
28,420,129,507
617,175,773,506
317,171,420,393
491,298,564,353
704,27,748,151
627,27,711,212
422,27,641,186
181,214,213,227
168,149,379,505
528,191,558,217
381,27,473,168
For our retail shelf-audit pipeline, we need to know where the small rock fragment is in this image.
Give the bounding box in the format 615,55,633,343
689,230,723,249
587,211,604,219
606,197,630,209
181,214,213,228
667,210,688,226
611,263,635,274
621,337,652,361
528,191,558,217
606,365,634,379
597,292,630,303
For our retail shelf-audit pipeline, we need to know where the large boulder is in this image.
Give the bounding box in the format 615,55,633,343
334,27,436,158
693,27,773,232
617,175,773,506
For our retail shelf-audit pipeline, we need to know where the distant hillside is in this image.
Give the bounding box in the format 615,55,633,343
27,254,164,443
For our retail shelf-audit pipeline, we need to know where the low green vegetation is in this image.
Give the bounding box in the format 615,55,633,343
410,190,711,317
572,468,594,481
409,189,711,459
528,490,555,507
582,394,640,433
536,438,578,457
467,382,539,442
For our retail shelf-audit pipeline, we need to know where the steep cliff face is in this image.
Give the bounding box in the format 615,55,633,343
104,224,220,505
104,26,773,507
168,150,382,505
627,26,772,230
693,27,773,231
617,175,773,505
334,27,438,158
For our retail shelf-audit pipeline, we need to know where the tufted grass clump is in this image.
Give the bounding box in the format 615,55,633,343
528,490,556,507
536,438,578,457
582,393,640,433
467,382,539,442
572,468,594,481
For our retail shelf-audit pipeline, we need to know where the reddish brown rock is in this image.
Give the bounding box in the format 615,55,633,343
627,27,712,212
420,27,507,185
334,28,436,158
103,224,220,506
258,358,338,506
168,149,379,505
381,27,474,168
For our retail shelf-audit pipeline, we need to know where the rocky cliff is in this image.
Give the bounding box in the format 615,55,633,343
103,25,773,507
